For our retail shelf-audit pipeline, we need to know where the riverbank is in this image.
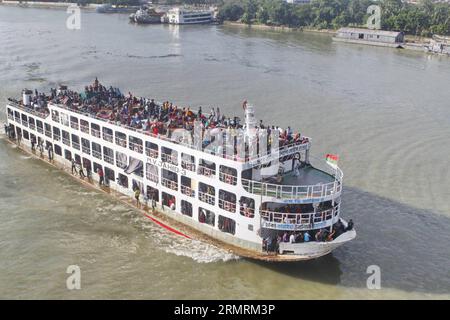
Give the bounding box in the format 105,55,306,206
223,21,336,36
223,21,450,56
0,0,100,10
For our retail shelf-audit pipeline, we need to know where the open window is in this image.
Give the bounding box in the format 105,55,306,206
198,207,215,227
218,216,236,235
199,182,215,205
219,190,236,213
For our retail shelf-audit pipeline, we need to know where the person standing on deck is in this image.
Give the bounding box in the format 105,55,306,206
134,188,141,208
78,163,85,179
47,144,53,161
38,142,44,158
71,158,77,175
86,165,92,180
97,167,104,186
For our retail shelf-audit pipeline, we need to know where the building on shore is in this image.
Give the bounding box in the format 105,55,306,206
333,28,405,48
335,28,404,43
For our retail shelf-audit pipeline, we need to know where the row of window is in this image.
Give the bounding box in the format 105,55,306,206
9,122,243,236
9,110,255,219
164,192,237,235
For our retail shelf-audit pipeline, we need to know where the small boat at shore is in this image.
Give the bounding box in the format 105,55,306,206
129,7,163,24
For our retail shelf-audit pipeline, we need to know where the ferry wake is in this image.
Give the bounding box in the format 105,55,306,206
3,79,356,261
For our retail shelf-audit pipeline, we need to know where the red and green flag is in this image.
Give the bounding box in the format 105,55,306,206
325,154,339,169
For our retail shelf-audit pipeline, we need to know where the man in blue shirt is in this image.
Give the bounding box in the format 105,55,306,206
304,231,311,242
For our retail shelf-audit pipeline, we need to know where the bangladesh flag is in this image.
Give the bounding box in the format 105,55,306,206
325,154,339,169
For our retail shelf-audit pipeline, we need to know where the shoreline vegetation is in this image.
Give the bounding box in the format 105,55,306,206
1,0,448,51
3,0,449,37
216,0,450,37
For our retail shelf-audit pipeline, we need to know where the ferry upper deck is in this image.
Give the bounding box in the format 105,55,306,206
6,79,343,204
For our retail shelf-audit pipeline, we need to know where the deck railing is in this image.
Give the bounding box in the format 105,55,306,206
103,132,113,143
181,160,196,172
72,142,80,150
70,121,79,130
145,148,158,159
115,136,127,148
8,101,49,119
146,172,159,183
92,150,102,159
218,199,236,213
91,128,101,138
181,185,195,197
161,153,178,165
22,120,28,127
241,164,343,200
103,154,114,164
260,206,339,231
62,137,70,146
198,191,215,205
53,134,61,142
82,145,91,155
80,124,89,134
198,165,215,177
34,102,312,165
219,172,237,185
45,130,52,138
116,159,127,169
240,206,255,218
162,178,178,191
29,124,35,131
37,126,43,134
129,141,143,154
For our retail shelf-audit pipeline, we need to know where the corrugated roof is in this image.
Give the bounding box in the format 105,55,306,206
337,28,402,37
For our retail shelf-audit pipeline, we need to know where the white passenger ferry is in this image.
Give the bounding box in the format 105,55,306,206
3,80,356,261
163,7,213,25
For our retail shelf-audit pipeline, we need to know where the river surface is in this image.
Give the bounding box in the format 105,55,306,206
0,6,449,299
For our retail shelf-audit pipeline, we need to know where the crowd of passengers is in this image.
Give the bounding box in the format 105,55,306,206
263,219,354,253
14,79,309,150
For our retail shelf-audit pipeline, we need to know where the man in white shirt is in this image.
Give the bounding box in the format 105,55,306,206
289,233,296,243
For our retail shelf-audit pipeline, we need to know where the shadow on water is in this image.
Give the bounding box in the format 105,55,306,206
249,186,450,295
248,254,343,286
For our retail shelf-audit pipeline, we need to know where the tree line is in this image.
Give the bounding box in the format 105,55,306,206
217,0,450,36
